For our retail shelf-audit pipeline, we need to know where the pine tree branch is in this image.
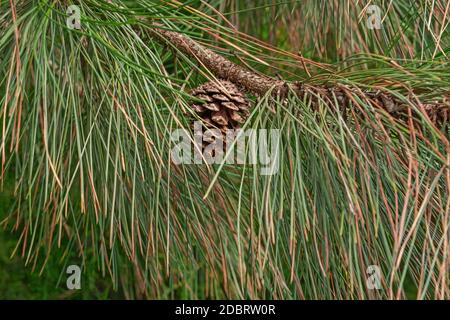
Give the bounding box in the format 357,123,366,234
149,23,290,96
149,24,449,126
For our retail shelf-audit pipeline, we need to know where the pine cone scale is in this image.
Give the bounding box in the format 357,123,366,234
222,102,239,111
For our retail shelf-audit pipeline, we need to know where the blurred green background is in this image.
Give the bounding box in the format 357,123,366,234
0,175,123,299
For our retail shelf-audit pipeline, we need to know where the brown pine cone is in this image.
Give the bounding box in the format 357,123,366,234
190,80,250,131
189,80,251,158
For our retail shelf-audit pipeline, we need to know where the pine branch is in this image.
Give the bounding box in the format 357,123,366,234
149,23,289,96
149,24,449,126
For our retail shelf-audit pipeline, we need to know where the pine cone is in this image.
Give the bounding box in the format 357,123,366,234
189,80,251,157
191,80,250,131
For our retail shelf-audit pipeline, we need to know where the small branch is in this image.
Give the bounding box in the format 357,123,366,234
149,24,449,126
149,24,289,96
